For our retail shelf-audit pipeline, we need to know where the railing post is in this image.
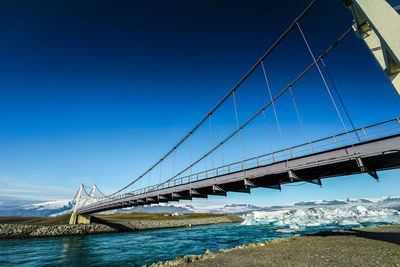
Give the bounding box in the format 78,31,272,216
362,128,369,141
256,157,259,167
289,148,293,158
333,135,339,147
309,142,314,153
241,162,244,171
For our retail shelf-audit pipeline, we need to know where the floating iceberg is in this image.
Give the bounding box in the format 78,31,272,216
241,205,400,231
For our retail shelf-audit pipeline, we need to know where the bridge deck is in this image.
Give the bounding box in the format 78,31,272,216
78,119,400,214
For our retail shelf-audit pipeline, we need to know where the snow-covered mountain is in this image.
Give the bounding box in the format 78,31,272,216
195,204,262,214
1,195,399,217
196,196,400,215
292,196,400,206
0,198,73,217
103,203,197,215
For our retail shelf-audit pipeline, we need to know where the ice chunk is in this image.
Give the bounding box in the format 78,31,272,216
241,205,400,229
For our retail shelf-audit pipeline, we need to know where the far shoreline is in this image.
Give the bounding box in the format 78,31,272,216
0,213,243,239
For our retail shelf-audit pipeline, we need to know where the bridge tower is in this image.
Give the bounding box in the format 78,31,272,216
69,184,97,225
345,0,400,96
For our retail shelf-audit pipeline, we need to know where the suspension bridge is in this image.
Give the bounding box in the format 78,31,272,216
69,0,400,224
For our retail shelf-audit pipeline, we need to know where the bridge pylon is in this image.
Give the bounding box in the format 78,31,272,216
69,184,97,225
345,0,400,96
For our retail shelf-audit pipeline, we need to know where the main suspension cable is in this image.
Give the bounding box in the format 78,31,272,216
159,27,353,186
96,187,107,198
82,186,91,197
104,0,320,197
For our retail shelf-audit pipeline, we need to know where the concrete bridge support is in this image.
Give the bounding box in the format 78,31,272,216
346,0,400,96
69,213,92,224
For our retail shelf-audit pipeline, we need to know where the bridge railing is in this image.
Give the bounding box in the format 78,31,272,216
144,118,399,191
80,118,400,210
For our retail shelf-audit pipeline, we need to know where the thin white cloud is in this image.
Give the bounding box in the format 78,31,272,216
0,182,75,201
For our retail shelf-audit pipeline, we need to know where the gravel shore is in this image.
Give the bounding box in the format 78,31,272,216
146,223,400,267
0,214,242,239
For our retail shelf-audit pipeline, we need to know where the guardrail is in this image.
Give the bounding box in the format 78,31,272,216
79,117,400,211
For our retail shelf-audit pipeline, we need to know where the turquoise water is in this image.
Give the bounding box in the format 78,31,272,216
0,221,393,266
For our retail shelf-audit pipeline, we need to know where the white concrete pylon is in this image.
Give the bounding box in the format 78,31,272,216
69,184,98,224
347,0,400,96
69,184,84,224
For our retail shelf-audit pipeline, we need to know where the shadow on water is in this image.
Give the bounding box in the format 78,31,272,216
91,216,132,232
312,229,400,245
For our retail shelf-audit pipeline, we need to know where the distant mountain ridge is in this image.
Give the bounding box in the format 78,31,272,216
0,198,73,217
0,195,399,217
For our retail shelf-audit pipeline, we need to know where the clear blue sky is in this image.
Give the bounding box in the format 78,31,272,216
0,0,399,205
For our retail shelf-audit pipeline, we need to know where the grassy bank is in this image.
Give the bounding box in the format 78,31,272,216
0,213,235,225
146,223,400,267
0,213,243,239
0,214,71,225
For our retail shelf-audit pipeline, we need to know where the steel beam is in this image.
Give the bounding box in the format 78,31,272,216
356,157,379,181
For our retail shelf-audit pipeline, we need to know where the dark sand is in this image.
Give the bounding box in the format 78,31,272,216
170,224,400,267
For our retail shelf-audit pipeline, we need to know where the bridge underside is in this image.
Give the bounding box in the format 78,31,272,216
78,134,400,214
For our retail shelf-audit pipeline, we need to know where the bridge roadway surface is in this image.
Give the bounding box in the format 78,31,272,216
78,119,400,215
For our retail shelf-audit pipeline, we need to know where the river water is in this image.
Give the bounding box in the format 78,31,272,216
2,203,400,266
0,220,396,266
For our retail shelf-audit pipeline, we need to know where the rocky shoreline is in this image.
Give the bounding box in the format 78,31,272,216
144,223,400,267
143,234,302,267
0,214,242,239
